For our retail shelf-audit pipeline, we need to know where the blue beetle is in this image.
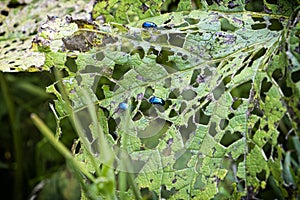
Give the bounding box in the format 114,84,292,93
142,21,157,28
149,96,165,105
119,102,128,110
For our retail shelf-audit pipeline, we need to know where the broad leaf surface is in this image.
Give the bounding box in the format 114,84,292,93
0,0,92,72
33,8,298,198
2,0,298,199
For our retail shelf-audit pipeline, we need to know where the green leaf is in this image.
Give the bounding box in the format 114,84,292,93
31,2,300,199
0,0,92,72
92,0,163,24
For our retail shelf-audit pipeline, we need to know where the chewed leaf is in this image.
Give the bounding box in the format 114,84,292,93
0,0,92,72
37,7,298,199
92,0,163,24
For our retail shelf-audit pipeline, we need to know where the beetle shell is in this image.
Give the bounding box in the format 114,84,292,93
149,96,165,105
119,102,128,110
142,21,157,28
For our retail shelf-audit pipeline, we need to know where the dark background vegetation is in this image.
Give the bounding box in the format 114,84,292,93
0,72,78,199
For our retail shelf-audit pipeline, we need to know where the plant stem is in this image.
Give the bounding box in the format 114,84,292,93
31,113,95,182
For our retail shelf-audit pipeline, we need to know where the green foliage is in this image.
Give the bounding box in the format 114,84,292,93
0,0,92,72
1,0,300,199
33,168,81,200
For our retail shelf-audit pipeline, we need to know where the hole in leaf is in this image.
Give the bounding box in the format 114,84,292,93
190,69,202,86
197,108,210,125
139,119,171,148
131,46,145,59
251,103,264,117
164,78,171,88
220,131,243,147
249,48,267,67
130,95,138,106
272,68,283,80
169,109,178,118
163,0,180,12
112,64,131,80
169,89,180,99
228,113,234,119
163,17,173,24
223,75,231,86
75,75,82,85
179,116,197,143
250,119,261,139
234,63,246,76
252,17,265,22
208,122,217,137
1,10,9,16
278,77,292,97
173,150,192,170
213,83,225,100
3,44,10,48
95,52,105,60
220,18,237,32
147,46,159,56
277,115,294,149
257,169,267,181
159,100,172,111
251,23,267,30
140,188,158,200
156,47,177,72
108,118,117,139
65,56,77,73
291,70,300,83
295,46,300,54
133,112,142,121
194,175,205,190
155,34,168,44
231,98,243,110
219,118,229,130
139,101,152,117
263,141,272,159
161,185,176,199
181,89,197,101
260,78,272,102
95,76,116,100
168,33,186,47
142,87,153,99
76,108,93,142
230,81,252,98
206,0,213,6
268,19,283,31
74,141,81,154
248,142,255,152
179,101,187,114
184,18,200,25
173,22,189,28
100,106,110,118
128,157,146,173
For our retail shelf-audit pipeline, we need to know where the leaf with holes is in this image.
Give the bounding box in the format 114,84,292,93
35,4,299,200
0,0,92,72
